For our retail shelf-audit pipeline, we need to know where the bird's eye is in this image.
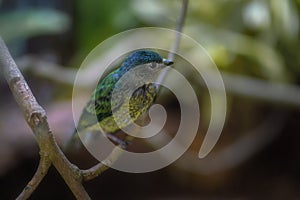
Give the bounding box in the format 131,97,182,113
150,63,157,68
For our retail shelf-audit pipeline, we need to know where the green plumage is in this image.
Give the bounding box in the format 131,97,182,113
68,50,173,148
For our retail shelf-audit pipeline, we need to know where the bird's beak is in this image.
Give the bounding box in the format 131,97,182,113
163,58,174,66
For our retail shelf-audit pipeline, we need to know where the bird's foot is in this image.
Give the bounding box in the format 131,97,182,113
106,133,131,149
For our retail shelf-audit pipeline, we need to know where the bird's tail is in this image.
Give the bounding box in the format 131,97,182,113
64,129,83,152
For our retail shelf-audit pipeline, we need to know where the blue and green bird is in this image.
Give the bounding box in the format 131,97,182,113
68,50,173,148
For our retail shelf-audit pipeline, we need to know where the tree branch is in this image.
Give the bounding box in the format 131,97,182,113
81,143,126,181
168,0,188,62
16,155,51,200
156,0,188,86
0,37,90,200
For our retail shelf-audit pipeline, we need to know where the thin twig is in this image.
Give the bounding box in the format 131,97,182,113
81,146,124,182
156,0,188,86
82,163,108,182
168,0,188,62
82,136,134,181
16,155,51,200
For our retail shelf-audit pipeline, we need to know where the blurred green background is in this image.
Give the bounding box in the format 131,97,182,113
1,0,300,199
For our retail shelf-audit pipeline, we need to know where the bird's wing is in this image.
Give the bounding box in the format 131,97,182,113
86,70,121,120
77,69,157,133
76,69,121,132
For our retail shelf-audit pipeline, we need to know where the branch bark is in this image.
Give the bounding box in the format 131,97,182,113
16,155,51,200
0,37,90,200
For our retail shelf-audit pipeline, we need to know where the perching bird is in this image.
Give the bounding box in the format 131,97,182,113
67,50,173,149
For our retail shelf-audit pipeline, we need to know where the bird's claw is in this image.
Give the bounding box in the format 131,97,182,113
106,133,131,149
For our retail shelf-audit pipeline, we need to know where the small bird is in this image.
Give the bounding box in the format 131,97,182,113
67,50,173,149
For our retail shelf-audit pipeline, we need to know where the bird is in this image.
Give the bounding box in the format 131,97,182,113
67,50,173,150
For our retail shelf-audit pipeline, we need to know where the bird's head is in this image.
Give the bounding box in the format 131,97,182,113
119,50,173,74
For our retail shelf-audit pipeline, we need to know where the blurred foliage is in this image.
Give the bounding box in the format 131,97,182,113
0,4,70,56
72,0,136,64
129,0,300,83
0,9,70,43
1,0,299,83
